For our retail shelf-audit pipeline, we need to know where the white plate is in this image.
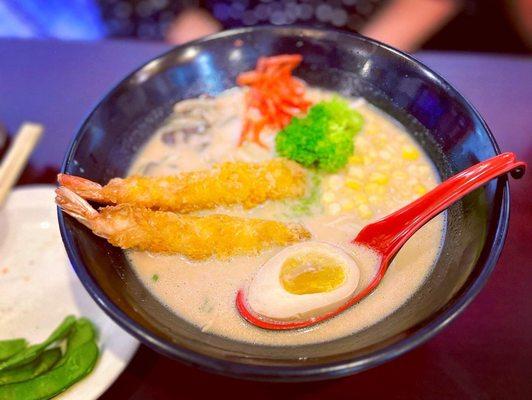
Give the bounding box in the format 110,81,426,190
0,185,139,399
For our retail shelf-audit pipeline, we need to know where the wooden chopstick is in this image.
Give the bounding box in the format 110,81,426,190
0,123,44,207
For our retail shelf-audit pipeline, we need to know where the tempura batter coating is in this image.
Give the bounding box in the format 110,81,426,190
56,187,311,260
98,207,310,259
58,158,307,212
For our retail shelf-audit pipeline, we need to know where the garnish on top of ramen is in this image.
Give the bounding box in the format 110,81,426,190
275,98,364,172
288,172,322,216
58,158,307,213
237,54,311,147
55,187,311,260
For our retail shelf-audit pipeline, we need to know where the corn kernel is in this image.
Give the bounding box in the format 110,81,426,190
373,137,387,147
393,171,408,180
327,175,344,190
402,145,420,161
328,203,342,216
353,192,368,204
418,166,431,177
368,195,382,204
379,150,391,160
341,199,355,211
407,178,418,186
349,154,363,165
346,180,362,191
365,124,379,135
322,192,335,203
355,136,368,148
378,163,393,172
365,183,380,195
348,166,364,179
370,172,389,185
414,184,427,195
358,204,373,219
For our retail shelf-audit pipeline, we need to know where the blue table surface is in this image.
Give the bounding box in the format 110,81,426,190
0,39,531,399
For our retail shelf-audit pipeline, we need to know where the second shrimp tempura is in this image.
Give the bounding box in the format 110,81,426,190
56,187,311,260
58,158,307,212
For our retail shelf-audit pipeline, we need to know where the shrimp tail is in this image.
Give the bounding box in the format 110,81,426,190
55,189,312,259
57,174,105,202
55,187,99,227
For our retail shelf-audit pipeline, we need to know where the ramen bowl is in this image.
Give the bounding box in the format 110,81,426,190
58,27,510,381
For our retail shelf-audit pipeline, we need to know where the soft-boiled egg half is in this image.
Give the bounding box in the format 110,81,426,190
245,242,360,322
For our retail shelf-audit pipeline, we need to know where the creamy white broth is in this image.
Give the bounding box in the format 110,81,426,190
127,87,445,345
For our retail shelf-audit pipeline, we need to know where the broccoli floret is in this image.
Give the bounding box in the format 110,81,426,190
275,98,364,172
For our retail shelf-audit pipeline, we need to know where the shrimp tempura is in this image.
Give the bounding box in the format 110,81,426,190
58,158,307,212
56,187,311,260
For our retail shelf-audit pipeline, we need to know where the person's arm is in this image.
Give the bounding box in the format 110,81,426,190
507,0,532,49
361,0,463,52
165,8,221,45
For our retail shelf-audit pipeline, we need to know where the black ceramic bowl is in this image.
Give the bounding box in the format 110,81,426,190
59,27,509,381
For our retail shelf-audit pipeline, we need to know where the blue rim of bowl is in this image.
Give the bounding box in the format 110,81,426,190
58,26,509,381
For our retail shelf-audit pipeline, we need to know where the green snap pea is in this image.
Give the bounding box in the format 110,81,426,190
0,318,99,399
0,348,61,385
65,318,95,351
53,318,96,369
0,316,76,372
0,339,28,361
0,341,98,400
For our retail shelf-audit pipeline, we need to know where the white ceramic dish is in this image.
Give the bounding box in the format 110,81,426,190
0,185,139,399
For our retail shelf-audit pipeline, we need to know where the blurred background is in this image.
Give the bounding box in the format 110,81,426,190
0,0,530,179
0,0,530,54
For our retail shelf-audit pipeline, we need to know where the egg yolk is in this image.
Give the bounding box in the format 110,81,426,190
280,252,346,295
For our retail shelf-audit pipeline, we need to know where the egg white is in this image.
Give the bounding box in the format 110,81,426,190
246,242,360,321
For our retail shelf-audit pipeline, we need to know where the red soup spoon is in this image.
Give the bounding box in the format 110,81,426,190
236,152,526,330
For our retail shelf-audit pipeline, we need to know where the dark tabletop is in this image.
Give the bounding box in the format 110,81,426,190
1,39,530,399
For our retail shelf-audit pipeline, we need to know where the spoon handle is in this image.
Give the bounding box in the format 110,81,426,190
354,152,526,260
